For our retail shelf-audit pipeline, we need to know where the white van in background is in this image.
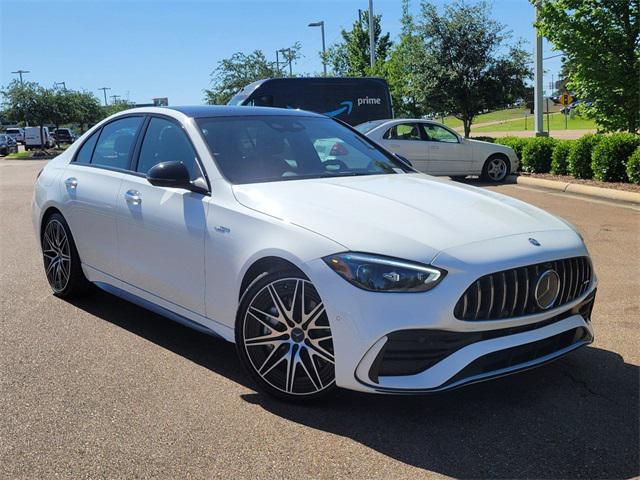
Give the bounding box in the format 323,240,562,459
24,126,56,150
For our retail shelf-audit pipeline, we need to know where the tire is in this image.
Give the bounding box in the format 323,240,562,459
41,213,90,298
481,154,510,183
235,269,336,402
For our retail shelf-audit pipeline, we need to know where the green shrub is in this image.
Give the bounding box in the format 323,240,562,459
550,140,573,175
626,146,640,184
591,133,640,182
471,136,495,143
567,134,602,179
521,137,556,173
494,137,529,160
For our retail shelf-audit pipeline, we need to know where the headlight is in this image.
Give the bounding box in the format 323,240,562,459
323,252,446,293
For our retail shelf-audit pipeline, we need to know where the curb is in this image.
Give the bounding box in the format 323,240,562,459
513,175,640,204
1,155,55,161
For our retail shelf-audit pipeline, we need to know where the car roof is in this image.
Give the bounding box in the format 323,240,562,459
164,105,325,119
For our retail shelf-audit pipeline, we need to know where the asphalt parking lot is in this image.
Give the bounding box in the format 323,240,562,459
1,159,638,479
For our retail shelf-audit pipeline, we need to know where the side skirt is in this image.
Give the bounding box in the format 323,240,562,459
83,264,235,342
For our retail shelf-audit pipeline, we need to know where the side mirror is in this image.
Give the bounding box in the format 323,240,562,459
146,161,192,190
395,153,413,167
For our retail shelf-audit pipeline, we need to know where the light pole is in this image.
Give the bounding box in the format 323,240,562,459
98,87,111,106
534,0,546,136
368,0,375,68
11,69,30,84
308,21,327,76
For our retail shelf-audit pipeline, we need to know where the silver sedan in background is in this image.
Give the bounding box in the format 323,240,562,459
356,119,518,182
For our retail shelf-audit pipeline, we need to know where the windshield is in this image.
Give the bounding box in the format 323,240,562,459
354,119,388,134
197,116,411,184
227,92,249,106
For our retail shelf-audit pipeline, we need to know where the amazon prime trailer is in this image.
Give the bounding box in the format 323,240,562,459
227,77,393,126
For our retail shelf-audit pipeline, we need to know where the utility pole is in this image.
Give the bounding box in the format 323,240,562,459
11,70,30,126
54,81,67,90
308,21,327,76
534,0,546,136
98,87,111,106
11,69,30,84
279,48,292,76
276,50,280,76
111,94,121,103
368,0,375,68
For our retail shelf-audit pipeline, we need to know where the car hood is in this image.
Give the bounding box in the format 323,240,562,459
232,173,570,263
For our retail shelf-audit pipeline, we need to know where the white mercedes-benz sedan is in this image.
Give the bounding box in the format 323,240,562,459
33,106,596,401
356,118,519,182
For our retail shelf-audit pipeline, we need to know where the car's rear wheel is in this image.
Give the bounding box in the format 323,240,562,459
236,269,336,402
41,213,89,297
482,155,510,182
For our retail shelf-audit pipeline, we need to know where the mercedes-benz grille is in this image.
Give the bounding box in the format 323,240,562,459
454,257,592,321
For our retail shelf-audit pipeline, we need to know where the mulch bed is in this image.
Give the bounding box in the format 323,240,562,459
520,173,640,193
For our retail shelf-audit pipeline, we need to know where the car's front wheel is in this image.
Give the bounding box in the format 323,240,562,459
236,269,336,402
482,154,510,182
41,213,90,297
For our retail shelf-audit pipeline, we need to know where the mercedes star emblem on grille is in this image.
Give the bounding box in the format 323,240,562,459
535,269,561,309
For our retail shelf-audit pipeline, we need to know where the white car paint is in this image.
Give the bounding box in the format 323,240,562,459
33,106,596,396
359,118,519,179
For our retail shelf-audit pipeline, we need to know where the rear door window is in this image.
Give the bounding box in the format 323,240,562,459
74,130,100,164
91,117,143,169
383,123,423,141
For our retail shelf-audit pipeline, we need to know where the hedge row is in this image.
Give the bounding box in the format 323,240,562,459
476,134,640,183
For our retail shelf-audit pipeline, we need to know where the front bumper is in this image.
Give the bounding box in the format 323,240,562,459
358,292,594,393
305,230,596,394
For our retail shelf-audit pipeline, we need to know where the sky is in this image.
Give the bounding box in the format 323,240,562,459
0,0,563,106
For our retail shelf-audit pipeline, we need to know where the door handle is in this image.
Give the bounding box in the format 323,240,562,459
64,177,78,190
430,145,440,150
125,190,142,206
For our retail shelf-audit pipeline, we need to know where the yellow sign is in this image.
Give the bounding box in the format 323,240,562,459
561,92,573,106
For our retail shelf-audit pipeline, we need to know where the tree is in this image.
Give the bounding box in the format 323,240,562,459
535,0,640,133
103,99,135,118
68,90,103,132
204,45,301,105
374,0,423,117
2,80,104,135
1,80,41,126
324,11,392,77
414,1,531,137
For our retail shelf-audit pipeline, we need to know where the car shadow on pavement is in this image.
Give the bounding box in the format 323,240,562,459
242,347,639,479
71,289,639,479
69,288,253,390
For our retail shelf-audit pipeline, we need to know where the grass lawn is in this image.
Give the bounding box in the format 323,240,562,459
5,151,32,159
473,113,596,132
440,107,528,128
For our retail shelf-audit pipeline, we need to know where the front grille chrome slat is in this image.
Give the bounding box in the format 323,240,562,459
510,270,519,318
455,256,591,321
